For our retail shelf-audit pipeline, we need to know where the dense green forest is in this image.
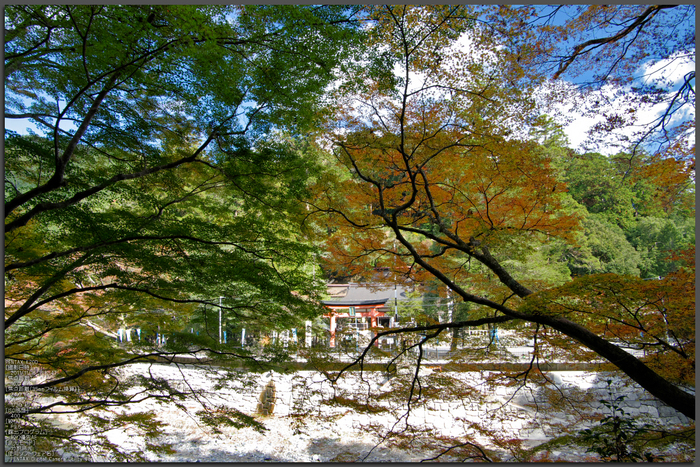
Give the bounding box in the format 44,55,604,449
4,5,694,461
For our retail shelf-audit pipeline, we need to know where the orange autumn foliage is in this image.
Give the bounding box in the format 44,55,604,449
307,6,695,422
520,245,695,386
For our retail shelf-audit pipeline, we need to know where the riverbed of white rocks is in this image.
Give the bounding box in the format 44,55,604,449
38,362,695,462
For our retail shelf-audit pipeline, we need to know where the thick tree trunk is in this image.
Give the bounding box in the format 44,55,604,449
528,313,695,420
472,244,695,420
392,226,695,420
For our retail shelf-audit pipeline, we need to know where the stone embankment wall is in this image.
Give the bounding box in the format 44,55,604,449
160,364,693,449
17,363,693,463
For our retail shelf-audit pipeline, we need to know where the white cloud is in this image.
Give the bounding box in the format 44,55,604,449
637,50,695,87
543,51,695,155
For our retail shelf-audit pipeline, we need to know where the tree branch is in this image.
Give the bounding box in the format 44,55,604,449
5,132,217,233
552,5,677,80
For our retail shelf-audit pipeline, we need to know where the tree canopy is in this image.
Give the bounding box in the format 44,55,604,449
307,5,694,421
4,4,695,462
4,4,365,459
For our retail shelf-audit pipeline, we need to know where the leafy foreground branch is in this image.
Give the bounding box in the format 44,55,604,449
312,4,694,423
4,4,364,461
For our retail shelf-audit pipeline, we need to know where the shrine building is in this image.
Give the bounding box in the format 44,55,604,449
321,283,411,347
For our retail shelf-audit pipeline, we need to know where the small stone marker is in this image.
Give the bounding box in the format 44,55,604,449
257,380,277,416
